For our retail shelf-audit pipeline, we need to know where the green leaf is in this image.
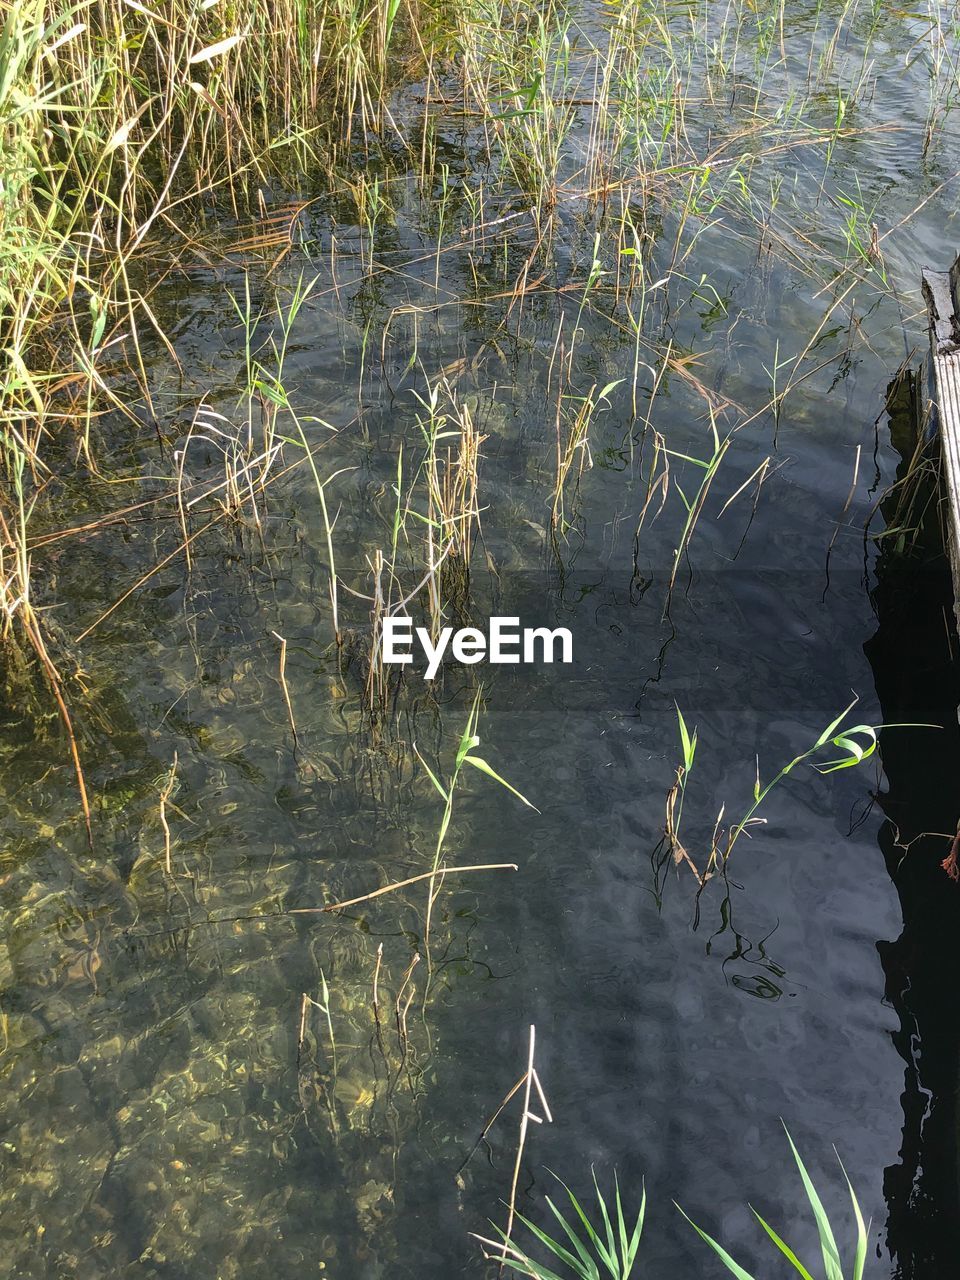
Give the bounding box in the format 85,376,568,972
751,1210,815,1278
414,745,448,802
537,1198,599,1280
549,1181,610,1269
590,1169,620,1278
90,306,107,350
516,1207,596,1278
676,704,696,770
618,1176,645,1273
614,1174,630,1271
783,1125,843,1280
463,755,540,811
816,725,878,773
675,1205,757,1280
456,690,483,767
812,697,859,749
837,1154,868,1280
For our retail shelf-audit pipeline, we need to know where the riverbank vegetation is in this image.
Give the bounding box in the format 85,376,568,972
5,0,956,750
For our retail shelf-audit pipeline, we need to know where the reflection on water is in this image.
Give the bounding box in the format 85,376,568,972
866,377,960,1277
2,0,960,1275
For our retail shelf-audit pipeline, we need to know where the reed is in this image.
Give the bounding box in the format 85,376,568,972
416,688,537,960
660,698,924,885
0,0,444,808
0,0,948,835
475,1159,645,1280
679,1126,868,1280
472,1125,861,1280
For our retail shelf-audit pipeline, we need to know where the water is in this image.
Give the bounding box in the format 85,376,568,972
2,1,960,1276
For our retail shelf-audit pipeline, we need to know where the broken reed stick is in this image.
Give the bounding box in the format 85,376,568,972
296,991,309,1068
290,862,518,914
159,750,179,874
122,864,521,943
825,442,861,565
456,1072,528,1180
371,942,389,1061
469,1026,553,1269
271,629,300,749
500,1024,552,1272
372,942,383,1026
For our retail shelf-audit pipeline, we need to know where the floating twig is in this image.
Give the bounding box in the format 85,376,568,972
290,862,518,914
271,630,300,749
159,750,179,874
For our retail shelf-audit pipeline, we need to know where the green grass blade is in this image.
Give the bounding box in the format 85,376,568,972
456,689,483,767
590,1169,621,1277
456,731,481,768
621,1179,645,1272
812,697,858,749
750,1210,815,1279
516,1206,596,1278
547,1179,611,1265
783,1126,843,1280
676,704,696,770
837,1155,868,1280
614,1173,630,1270
462,754,540,811
413,745,448,801
675,1204,757,1280
543,1193,604,1277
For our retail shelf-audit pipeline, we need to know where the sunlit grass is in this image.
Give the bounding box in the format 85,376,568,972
475,1171,645,1280
678,1125,869,1280
0,0,953,820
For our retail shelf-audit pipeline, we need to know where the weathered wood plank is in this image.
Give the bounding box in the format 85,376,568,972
922,253,960,621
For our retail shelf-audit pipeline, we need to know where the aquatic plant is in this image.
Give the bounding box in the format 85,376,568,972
417,688,537,955
473,1127,863,1280
0,0,937,725
475,1169,645,1280
662,698,901,882
663,406,732,608
678,1126,868,1280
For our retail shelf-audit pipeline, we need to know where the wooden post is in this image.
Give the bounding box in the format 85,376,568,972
922,252,960,621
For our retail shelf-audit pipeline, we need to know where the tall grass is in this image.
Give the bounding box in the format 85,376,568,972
658,699,932,891
0,0,434,471
1,0,950,821
0,0,446,819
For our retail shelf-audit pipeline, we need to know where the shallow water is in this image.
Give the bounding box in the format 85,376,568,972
2,0,960,1276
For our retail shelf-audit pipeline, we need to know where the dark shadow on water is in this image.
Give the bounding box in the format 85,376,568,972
865,371,960,1278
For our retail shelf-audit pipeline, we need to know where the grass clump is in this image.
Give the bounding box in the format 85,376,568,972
475,1171,646,1280
0,0,453,819
678,1126,869,1280
472,1130,866,1280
